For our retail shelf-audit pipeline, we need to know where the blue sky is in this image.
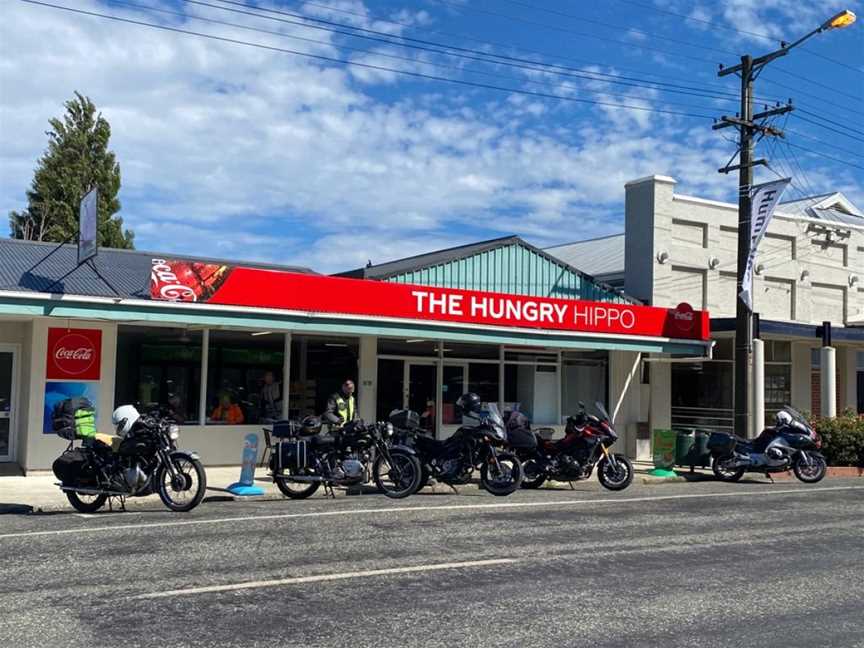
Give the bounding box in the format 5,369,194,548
1,0,862,273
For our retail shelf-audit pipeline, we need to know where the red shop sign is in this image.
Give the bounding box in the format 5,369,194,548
150,259,710,342
47,328,102,380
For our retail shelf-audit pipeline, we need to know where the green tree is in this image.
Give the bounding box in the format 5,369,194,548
9,92,133,248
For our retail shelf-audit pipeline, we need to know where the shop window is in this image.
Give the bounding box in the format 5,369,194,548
377,359,404,421
442,364,465,425
378,338,439,358
289,336,358,418
764,341,791,426
671,360,734,432
444,343,500,360
713,338,734,360
505,363,560,425
114,326,202,424
504,349,557,363
206,330,285,425
561,351,607,420
469,363,499,407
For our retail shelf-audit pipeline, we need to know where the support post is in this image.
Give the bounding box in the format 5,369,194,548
751,338,765,438
821,346,837,418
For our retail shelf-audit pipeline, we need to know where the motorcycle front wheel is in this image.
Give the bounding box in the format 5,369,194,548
157,456,207,512
66,491,108,513
712,455,745,482
793,453,827,483
480,452,522,496
597,454,633,491
520,456,547,489
373,450,422,499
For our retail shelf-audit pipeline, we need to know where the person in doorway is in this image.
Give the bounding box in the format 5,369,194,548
323,379,357,426
260,370,282,422
420,397,435,432
210,392,245,424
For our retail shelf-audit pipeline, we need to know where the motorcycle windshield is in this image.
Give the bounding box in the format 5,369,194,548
782,405,808,425
594,401,611,422
486,403,507,441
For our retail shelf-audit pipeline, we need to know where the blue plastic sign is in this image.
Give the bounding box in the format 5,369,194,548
227,433,264,496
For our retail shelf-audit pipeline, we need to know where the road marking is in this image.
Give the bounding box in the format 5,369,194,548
133,559,520,599
2,484,862,541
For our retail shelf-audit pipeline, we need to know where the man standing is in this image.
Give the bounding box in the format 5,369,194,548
324,379,357,426
260,371,282,422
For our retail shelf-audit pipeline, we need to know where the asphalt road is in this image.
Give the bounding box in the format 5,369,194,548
1,479,862,648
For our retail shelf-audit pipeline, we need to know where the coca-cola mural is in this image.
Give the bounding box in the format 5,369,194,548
46,328,102,380
150,258,710,341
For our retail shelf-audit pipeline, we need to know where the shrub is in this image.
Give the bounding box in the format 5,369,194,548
812,409,864,467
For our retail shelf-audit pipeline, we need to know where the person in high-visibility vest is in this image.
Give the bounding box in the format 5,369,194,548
324,379,357,426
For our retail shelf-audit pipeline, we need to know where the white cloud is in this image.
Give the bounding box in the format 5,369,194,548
1,0,753,273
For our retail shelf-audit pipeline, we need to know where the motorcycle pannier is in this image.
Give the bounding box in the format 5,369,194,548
277,439,308,472
52,397,96,440
389,409,420,430
707,432,736,454
52,448,88,484
504,411,537,450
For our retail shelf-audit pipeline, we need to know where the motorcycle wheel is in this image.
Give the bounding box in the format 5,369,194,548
156,457,207,512
597,454,634,491
712,455,745,482
66,491,108,513
480,452,522,496
793,454,827,483
274,474,320,499
373,450,422,499
520,457,547,489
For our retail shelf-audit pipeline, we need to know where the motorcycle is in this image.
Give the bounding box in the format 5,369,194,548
391,402,523,496
268,416,422,499
708,405,827,483
517,401,634,491
52,404,207,513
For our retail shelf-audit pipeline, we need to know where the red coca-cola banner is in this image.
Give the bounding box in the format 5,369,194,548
150,259,710,342
47,327,102,380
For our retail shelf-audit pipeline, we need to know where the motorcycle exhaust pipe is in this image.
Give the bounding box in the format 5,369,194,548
57,484,128,496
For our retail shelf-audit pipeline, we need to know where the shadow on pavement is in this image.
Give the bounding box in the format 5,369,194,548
0,503,34,515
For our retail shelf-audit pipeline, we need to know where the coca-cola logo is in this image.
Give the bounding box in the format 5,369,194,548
151,258,197,302
671,302,695,333
51,333,97,376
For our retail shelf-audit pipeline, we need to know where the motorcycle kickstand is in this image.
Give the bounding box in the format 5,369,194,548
325,483,336,499
766,472,775,484
569,481,575,490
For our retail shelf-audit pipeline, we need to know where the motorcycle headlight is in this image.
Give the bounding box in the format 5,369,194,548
168,424,180,441
386,422,394,437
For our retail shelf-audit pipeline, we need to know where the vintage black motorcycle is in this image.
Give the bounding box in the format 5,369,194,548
52,402,207,513
268,416,422,499
708,405,827,483
516,401,634,491
391,393,523,496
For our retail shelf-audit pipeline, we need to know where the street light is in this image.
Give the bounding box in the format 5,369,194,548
715,9,858,437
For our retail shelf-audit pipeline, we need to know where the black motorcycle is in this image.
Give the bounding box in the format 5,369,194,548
268,417,422,499
517,401,634,491
52,404,207,513
391,402,523,496
708,405,827,483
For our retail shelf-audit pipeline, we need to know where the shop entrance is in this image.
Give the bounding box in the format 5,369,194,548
407,363,437,432
0,346,17,462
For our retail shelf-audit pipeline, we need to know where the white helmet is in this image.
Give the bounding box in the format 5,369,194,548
775,410,793,428
112,404,140,437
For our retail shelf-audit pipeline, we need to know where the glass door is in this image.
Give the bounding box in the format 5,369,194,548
407,363,437,433
441,364,467,434
0,347,16,462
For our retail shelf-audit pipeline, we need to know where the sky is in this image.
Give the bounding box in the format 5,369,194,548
1,0,862,273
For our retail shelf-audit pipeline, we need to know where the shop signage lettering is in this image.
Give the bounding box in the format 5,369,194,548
150,259,710,342
46,328,102,380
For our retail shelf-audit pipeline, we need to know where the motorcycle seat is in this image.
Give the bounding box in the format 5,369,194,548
309,434,336,448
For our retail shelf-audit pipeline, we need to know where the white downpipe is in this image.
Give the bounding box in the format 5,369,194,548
821,346,837,418
751,339,764,438
612,352,641,425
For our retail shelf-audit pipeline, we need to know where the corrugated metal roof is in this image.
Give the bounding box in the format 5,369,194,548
544,233,625,277
0,238,315,298
341,235,636,304
780,192,864,227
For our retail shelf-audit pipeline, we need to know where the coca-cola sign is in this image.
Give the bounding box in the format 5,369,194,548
47,328,102,380
151,258,230,303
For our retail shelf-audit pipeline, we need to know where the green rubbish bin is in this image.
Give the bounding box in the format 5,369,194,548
675,429,695,466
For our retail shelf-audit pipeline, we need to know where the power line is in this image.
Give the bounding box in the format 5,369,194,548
100,0,726,113
794,112,864,143
16,0,719,121
609,0,864,75
785,127,864,159
784,140,864,172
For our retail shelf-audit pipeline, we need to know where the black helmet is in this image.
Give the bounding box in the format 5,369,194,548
300,415,322,436
455,392,482,417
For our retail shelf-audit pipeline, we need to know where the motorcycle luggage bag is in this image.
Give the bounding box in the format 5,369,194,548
389,409,420,430
504,411,537,449
707,432,736,454
271,420,300,439
277,439,308,472
52,397,96,440
52,448,89,484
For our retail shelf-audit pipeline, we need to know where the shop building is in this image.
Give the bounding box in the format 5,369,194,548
548,175,864,436
0,235,708,472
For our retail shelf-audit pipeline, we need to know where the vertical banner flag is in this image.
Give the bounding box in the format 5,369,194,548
78,187,98,264
740,178,790,310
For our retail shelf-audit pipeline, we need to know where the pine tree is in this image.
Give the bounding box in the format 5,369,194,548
9,92,133,248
